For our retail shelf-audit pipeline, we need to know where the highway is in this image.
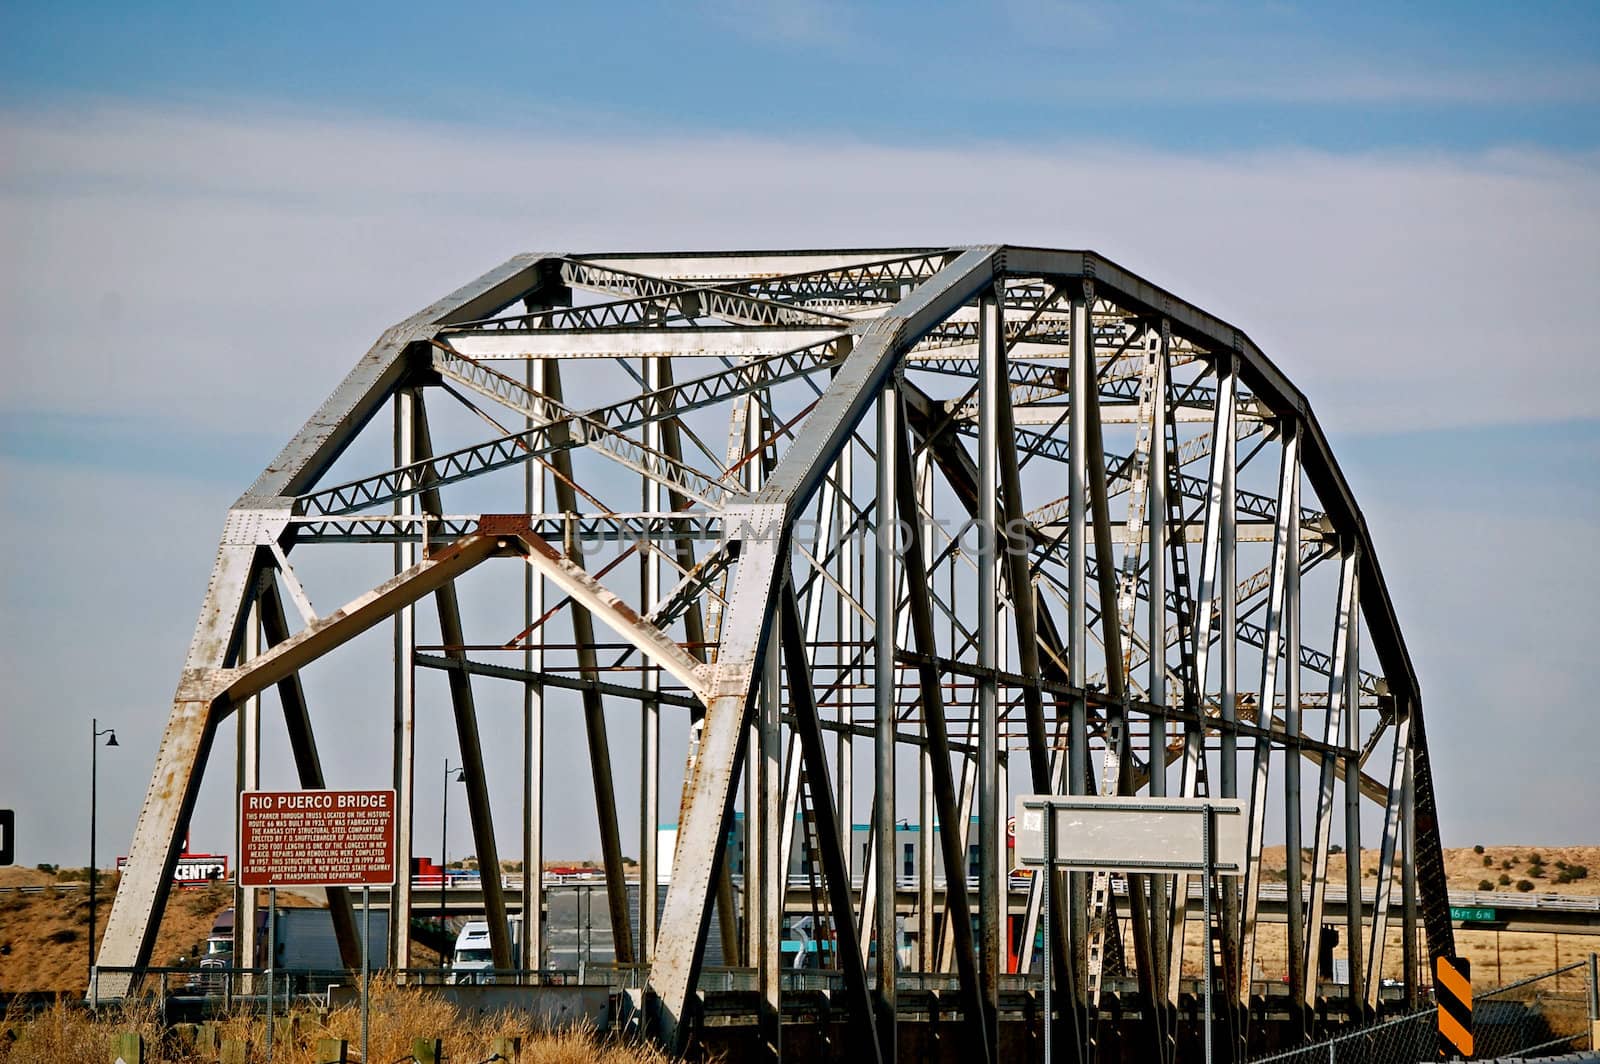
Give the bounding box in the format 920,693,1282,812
197,874,1600,937
11,876,1590,936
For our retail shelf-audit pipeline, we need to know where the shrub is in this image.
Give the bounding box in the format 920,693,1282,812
1528,852,1543,866
1477,879,1493,891
34,863,56,874
1502,859,1514,870
1499,873,1511,886
1516,879,1535,892
1473,844,1485,854
1482,855,1493,866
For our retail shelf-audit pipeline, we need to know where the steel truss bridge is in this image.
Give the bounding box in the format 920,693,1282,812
100,246,1454,1062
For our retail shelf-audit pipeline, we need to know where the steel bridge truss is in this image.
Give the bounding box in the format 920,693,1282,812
99,247,1453,1062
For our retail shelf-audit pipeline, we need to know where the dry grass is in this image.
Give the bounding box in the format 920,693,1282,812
0,979,670,1063
0,997,165,1064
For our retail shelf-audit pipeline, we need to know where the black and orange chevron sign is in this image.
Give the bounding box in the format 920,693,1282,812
1436,955,1472,1058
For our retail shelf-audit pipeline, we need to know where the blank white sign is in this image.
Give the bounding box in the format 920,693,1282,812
1013,795,1247,874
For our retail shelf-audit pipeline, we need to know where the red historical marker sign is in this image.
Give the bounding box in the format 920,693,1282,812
239,790,397,887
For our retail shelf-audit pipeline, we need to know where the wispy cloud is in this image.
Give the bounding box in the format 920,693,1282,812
989,2,1600,107
1145,63,1600,106
699,0,860,51
2,101,1596,438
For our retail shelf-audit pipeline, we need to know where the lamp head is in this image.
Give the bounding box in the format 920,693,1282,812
104,731,119,748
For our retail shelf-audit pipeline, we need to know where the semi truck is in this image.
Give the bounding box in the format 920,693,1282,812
195,906,388,991
449,915,523,983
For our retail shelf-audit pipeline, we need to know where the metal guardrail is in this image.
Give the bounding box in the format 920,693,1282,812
6,874,1595,909
0,881,88,894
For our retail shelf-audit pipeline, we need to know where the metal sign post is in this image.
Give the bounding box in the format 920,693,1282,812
1017,796,1246,1064
1202,803,1214,1064
1042,808,1052,1064
362,885,371,1064
266,887,277,1060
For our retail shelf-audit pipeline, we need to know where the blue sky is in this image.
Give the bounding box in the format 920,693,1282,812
1,2,1597,865
4,1,1598,150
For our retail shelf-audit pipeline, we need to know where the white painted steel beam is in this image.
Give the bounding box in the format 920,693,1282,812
443,328,843,360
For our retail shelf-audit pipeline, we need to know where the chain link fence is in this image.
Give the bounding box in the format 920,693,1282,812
1247,1007,1437,1064
1472,958,1593,1059
1248,956,1598,1064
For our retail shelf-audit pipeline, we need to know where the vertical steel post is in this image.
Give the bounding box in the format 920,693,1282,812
1067,284,1091,991
1218,354,1239,799
392,388,417,974
838,444,856,871
1148,323,1171,1001
1284,430,1306,1018
744,388,763,972
997,753,1008,968
1344,583,1365,1021
917,744,935,974
641,355,662,963
524,358,545,977
1402,743,1418,1008
978,287,1004,1030
916,452,938,974
875,385,900,1049
1217,354,1241,1031
238,603,261,994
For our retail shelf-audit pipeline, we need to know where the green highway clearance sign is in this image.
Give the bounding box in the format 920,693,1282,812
1450,905,1497,922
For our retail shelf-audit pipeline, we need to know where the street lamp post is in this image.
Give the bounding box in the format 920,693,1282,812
439,760,464,967
88,718,118,996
